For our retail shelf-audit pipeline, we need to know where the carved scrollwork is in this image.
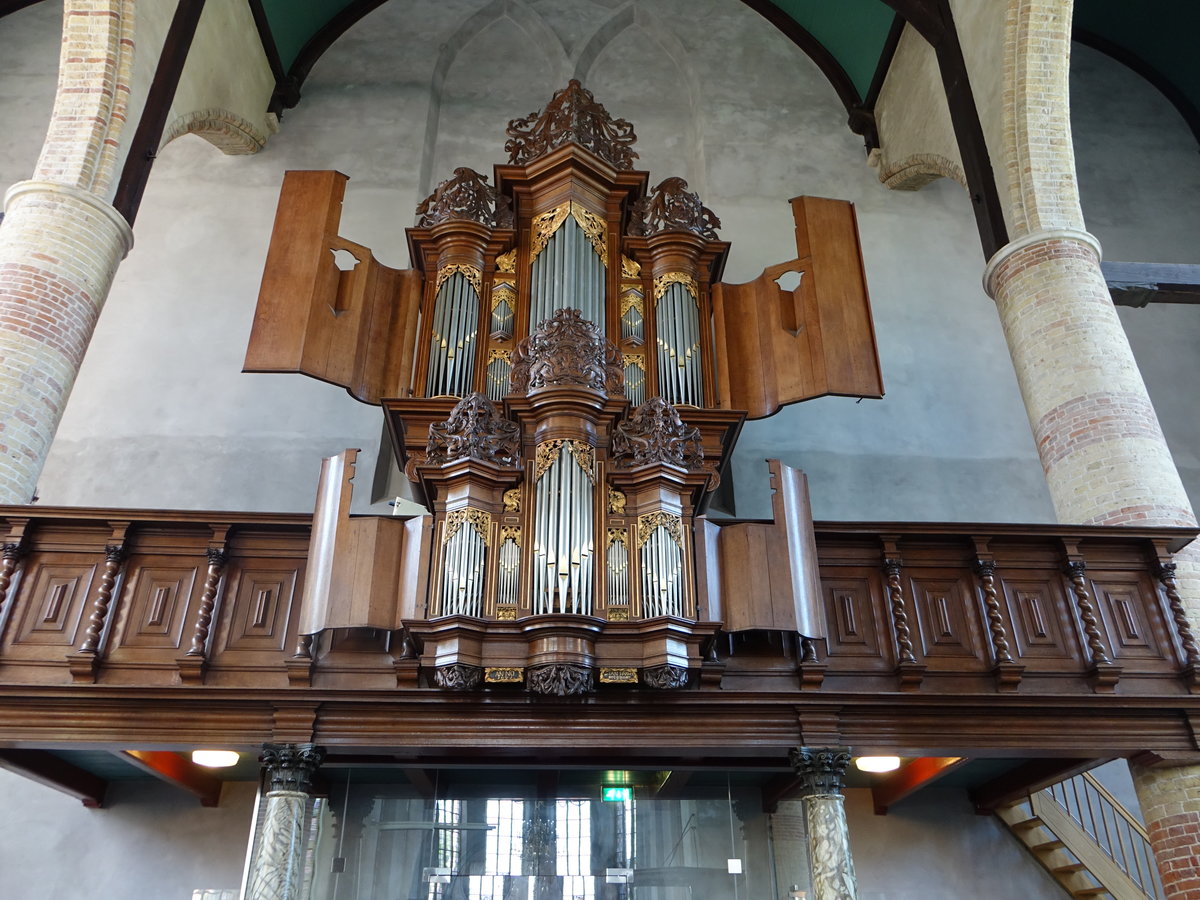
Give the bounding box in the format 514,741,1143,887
637,512,683,549
789,747,852,796
502,487,521,512
426,392,521,467
612,397,704,470
495,248,518,273
608,488,626,515
642,664,689,689
443,508,492,545
505,80,638,170
434,663,483,691
628,177,720,239
534,439,595,483
260,743,325,794
526,663,592,696
416,167,514,229
510,308,624,396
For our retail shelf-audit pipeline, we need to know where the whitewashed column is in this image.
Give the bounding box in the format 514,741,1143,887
246,743,325,900
790,747,857,900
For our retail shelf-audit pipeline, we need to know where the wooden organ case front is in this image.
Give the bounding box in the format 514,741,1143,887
245,81,884,695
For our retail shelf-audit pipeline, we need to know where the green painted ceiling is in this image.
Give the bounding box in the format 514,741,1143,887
768,0,896,98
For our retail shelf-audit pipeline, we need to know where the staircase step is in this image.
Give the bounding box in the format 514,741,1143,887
1011,816,1044,830
1070,889,1109,899
1032,839,1065,852
1053,862,1088,875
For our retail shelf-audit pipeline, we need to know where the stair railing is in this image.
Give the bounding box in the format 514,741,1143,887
1041,772,1164,900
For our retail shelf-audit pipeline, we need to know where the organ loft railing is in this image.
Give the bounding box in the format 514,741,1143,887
244,80,885,693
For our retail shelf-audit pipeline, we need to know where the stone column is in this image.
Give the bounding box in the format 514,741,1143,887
790,747,857,900
0,182,133,503
246,743,325,900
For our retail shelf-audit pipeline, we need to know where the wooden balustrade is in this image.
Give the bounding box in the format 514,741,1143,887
0,505,1193,699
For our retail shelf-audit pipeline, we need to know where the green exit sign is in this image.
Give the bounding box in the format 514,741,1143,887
601,786,632,802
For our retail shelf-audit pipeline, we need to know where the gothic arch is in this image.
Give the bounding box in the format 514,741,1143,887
162,108,270,156
418,0,570,197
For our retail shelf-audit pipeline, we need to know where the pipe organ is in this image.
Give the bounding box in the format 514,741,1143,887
247,81,883,694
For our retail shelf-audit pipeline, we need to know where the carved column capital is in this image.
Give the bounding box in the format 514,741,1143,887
260,743,324,794
789,747,852,796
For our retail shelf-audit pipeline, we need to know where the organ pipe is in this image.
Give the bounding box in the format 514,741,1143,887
530,217,606,333
532,442,595,616
438,509,490,617
427,271,481,397
638,515,684,619
654,280,701,406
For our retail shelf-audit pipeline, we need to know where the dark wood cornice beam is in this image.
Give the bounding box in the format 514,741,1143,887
761,772,804,812
871,755,966,814
0,749,108,807
246,0,287,89
120,750,222,807
969,757,1109,814
112,0,208,224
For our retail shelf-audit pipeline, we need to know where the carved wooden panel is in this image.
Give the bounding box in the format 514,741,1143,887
907,573,984,662
7,561,97,648
1090,573,1172,666
998,576,1082,669
111,564,199,650
220,563,302,652
820,574,891,670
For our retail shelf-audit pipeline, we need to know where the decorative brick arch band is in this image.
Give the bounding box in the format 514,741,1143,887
36,0,136,197
163,108,271,156
876,153,968,192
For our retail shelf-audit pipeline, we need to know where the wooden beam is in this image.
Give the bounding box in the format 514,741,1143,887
119,750,222,807
0,749,108,808
871,756,966,815
402,767,437,798
112,0,208,224
970,758,1109,814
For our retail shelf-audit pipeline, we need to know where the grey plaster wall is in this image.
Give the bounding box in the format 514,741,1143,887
1071,42,1200,511
0,769,254,899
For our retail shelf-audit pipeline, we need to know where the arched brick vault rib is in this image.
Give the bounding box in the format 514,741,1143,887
573,4,708,197
417,0,570,198
162,109,271,156
877,153,967,192
35,0,135,199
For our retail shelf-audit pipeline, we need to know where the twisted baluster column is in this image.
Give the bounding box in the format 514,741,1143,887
79,543,127,654
187,547,229,657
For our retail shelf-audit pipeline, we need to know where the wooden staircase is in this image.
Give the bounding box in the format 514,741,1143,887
997,774,1164,900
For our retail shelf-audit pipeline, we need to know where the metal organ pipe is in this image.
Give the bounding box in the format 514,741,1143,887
655,283,700,406
532,445,595,617
427,272,480,397
530,218,606,334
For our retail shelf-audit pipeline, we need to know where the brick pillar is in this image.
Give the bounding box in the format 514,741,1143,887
0,182,133,503
984,229,1200,897
991,0,1200,891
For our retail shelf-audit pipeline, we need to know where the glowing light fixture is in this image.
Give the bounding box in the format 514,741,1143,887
854,756,901,773
191,749,239,768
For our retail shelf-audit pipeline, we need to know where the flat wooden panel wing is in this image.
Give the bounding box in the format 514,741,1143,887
712,196,883,419
244,170,420,404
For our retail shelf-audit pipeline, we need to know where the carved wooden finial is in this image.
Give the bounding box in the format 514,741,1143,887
505,80,638,169
425,392,521,467
611,397,704,470
509,308,624,396
628,176,721,239
415,167,514,229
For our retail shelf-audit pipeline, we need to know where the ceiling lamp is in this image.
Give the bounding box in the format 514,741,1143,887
191,749,239,768
854,756,901,773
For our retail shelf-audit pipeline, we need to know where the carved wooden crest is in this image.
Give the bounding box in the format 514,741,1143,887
416,167,514,229
509,308,624,396
505,79,638,170
628,177,720,240
426,392,521,466
611,397,704,469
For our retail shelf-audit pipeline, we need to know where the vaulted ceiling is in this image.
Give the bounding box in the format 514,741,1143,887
0,0,1196,140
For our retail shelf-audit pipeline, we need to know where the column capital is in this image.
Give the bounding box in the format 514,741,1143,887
4,180,134,257
982,228,1102,299
259,742,324,794
789,747,852,796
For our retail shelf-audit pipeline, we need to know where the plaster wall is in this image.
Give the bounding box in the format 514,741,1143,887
0,768,254,899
